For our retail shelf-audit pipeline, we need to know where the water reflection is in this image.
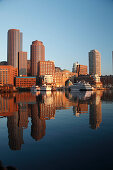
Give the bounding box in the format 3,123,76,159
0,160,17,170
0,90,113,150
89,91,103,129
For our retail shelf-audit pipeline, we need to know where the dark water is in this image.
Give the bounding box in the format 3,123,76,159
0,90,113,170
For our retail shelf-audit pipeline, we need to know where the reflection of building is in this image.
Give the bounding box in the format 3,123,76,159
31,104,46,141
89,92,102,129
7,112,24,150
7,29,23,69
31,40,45,76
89,49,101,76
0,95,17,116
15,76,36,88
16,92,36,104
39,97,56,120
73,103,88,117
0,65,18,86
18,103,28,128
18,51,27,76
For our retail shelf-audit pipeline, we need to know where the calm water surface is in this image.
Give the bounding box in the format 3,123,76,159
0,90,113,170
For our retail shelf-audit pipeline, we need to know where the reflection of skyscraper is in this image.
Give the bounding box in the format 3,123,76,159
89,93,102,129
31,104,46,141
89,49,101,76
7,29,23,69
7,112,24,150
30,40,45,76
18,103,28,128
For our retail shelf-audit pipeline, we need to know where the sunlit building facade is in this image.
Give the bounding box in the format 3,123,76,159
7,29,23,69
30,40,45,76
89,49,101,76
15,77,36,88
0,65,18,86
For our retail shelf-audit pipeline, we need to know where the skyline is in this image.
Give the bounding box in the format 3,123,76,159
0,0,113,75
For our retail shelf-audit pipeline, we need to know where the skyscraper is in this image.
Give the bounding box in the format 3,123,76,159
89,49,101,76
7,29,23,69
30,40,45,76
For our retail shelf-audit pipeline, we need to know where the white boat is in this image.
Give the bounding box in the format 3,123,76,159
40,85,51,91
69,82,93,91
31,85,40,92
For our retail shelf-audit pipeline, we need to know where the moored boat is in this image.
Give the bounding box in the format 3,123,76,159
31,85,40,92
40,85,51,91
69,82,93,91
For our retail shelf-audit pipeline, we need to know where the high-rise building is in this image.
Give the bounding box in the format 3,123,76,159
89,50,101,76
30,40,45,76
18,51,27,76
7,29,23,69
31,40,45,76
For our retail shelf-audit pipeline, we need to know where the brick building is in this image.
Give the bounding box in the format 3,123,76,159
38,60,55,76
38,60,55,85
55,69,75,87
15,77,36,88
77,64,87,76
0,65,18,86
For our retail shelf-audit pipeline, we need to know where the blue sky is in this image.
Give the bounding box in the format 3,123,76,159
0,0,113,75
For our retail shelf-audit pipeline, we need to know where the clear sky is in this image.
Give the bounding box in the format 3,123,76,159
0,0,113,75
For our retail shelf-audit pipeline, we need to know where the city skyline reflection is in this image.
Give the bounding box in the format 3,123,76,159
0,90,112,150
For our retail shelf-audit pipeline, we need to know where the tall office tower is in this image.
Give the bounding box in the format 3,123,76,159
30,40,45,76
89,49,101,76
7,29,23,69
18,51,27,76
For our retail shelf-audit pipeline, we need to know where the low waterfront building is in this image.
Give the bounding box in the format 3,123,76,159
15,76,36,88
55,69,75,87
0,65,18,86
